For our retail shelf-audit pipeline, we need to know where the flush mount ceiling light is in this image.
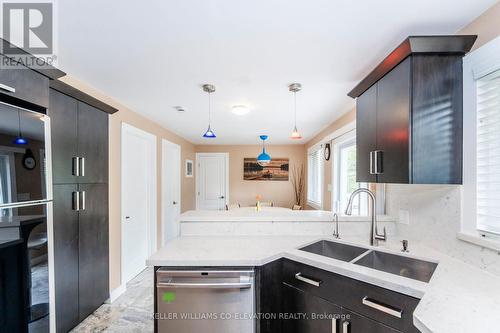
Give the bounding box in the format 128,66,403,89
289,83,303,140
202,84,216,138
14,109,28,145
231,105,250,116
257,135,271,166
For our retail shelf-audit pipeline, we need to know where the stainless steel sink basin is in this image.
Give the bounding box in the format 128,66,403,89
354,250,438,282
299,240,368,262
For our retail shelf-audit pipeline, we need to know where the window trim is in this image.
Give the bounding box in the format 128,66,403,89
462,35,500,248
307,145,324,209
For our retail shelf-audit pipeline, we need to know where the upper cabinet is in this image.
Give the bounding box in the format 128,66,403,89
350,36,477,184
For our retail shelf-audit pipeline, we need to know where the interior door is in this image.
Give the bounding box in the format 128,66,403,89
162,140,181,244
78,183,109,321
197,154,227,210
376,57,411,184
77,102,108,184
121,125,156,283
49,89,78,185
52,184,79,333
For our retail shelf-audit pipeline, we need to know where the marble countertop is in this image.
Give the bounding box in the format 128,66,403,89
147,235,500,333
180,208,395,222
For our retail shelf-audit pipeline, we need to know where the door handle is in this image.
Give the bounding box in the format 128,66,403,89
295,272,321,287
72,157,80,176
79,191,86,211
342,321,350,333
72,191,80,211
369,151,375,175
157,282,252,289
79,157,85,177
374,150,383,174
173,201,177,205
219,196,225,199
0,83,16,93
332,318,338,333
362,296,402,318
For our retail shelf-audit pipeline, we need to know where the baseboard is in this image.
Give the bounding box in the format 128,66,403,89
107,283,127,303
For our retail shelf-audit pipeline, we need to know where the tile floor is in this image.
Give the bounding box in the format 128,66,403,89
71,268,154,333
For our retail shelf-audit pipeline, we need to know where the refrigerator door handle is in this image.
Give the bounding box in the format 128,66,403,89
72,191,80,211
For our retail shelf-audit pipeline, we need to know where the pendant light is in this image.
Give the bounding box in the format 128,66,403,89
202,84,216,138
14,109,28,145
257,135,271,166
289,83,302,140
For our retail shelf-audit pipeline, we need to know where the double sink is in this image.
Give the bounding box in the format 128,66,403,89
299,240,437,283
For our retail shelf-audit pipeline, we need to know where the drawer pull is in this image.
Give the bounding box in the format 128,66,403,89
0,83,16,93
342,321,349,333
295,272,321,287
362,296,402,318
332,318,337,333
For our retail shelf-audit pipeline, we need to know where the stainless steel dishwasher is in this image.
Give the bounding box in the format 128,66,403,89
156,268,255,333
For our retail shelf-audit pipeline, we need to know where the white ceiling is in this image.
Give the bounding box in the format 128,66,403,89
56,0,497,145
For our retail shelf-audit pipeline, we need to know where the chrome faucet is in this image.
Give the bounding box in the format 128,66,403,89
332,213,340,239
345,188,386,246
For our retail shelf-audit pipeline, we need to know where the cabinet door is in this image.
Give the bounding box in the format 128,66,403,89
78,183,109,320
356,83,378,183
49,89,78,184
282,283,341,333
52,184,80,333
376,57,411,184
77,102,109,184
342,309,401,333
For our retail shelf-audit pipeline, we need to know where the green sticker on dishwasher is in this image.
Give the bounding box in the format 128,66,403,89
163,292,176,303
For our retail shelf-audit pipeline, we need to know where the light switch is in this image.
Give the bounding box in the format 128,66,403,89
399,209,410,225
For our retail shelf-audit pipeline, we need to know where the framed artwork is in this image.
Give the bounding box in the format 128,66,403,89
243,158,289,181
185,159,193,177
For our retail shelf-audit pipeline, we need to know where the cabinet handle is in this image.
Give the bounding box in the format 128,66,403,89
369,151,375,175
342,321,349,333
79,191,86,211
362,296,402,318
72,157,80,176
0,83,16,93
72,191,80,211
79,157,85,177
332,318,337,333
295,272,321,287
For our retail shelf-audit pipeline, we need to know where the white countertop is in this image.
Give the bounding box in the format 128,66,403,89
180,208,395,222
147,235,500,333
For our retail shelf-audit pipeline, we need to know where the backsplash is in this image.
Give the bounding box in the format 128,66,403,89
386,184,500,276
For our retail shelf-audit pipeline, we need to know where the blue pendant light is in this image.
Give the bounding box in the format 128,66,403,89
257,135,271,166
13,109,28,145
202,84,216,138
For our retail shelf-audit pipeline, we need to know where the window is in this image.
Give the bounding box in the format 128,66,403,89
307,146,323,209
462,36,500,244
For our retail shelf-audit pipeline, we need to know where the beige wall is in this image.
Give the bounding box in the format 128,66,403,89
458,1,500,51
194,144,306,208
304,109,356,211
59,76,196,292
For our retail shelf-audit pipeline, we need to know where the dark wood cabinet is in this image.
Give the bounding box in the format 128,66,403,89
352,36,473,184
282,283,341,333
49,88,110,332
53,185,79,333
77,103,109,184
78,183,109,320
342,309,401,333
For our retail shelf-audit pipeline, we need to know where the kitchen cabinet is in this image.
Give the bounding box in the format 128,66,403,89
342,309,401,333
49,88,110,332
352,36,475,184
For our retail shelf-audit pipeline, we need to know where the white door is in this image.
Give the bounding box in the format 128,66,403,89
162,139,181,245
196,153,228,210
121,124,157,284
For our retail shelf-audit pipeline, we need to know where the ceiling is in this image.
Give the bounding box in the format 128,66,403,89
56,0,497,145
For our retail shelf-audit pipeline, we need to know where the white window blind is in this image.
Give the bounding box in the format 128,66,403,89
476,69,500,235
307,147,323,208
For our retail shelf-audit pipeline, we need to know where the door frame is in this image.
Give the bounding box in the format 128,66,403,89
161,139,181,246
120,123,157,286
195,152,229,210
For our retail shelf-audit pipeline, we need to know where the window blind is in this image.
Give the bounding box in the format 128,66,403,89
476,69,500,234
307,148,322,207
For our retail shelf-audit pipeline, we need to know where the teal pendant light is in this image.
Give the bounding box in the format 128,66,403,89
202,84,216,138
257,135,271,166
